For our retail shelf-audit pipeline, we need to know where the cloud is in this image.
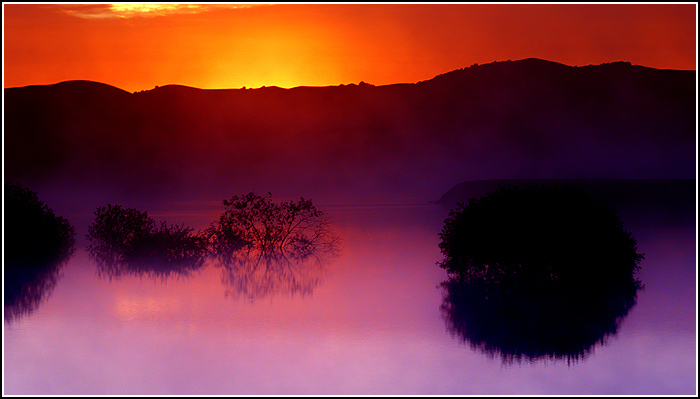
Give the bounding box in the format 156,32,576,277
61,4,257,19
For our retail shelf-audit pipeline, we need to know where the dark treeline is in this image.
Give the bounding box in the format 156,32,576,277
438,184,643,364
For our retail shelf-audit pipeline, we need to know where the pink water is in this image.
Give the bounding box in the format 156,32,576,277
3,203,696,395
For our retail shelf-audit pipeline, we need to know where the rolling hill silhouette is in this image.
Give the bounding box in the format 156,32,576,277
4,58,695,206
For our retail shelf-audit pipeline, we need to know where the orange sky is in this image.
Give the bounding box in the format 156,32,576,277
2,3,697,92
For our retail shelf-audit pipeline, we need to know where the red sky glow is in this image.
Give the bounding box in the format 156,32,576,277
3,3,697,92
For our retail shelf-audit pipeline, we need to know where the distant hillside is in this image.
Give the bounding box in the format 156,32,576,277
435,178,696,226
4,58,696,204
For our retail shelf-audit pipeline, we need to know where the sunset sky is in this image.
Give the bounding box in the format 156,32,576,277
2,3,697,92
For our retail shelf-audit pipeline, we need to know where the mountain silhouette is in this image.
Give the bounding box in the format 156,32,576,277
4,58,695,206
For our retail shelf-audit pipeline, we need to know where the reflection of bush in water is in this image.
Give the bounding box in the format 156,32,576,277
86,204,207,280
206,193,340,300
217,249,327,301
4,182,76,321
440,276,640,364
437,184,643,364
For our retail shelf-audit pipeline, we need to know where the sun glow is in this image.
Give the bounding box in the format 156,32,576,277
58,3,256,19
3,3,696,92
110,4,186,15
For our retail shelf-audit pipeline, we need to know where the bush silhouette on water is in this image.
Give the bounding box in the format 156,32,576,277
205,192,338,257
85,194,339,292
86,204,207,280
4,182,76,321
438,184,644,364
205,192,340,300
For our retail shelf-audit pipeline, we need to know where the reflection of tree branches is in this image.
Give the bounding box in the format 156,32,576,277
437,184,644,364
213,248,325,300
4,182,76,322
87,205,207,282
211,226,340,300
206,193,340,300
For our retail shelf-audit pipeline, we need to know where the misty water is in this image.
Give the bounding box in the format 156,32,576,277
3,195,696,395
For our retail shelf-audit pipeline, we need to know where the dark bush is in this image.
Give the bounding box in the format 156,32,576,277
4,181,76,267
205,192,338,257
438,184,643,291
86,204,207,279
86,205,155,259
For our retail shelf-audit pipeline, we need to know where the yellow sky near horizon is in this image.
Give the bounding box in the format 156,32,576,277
3,3,697,92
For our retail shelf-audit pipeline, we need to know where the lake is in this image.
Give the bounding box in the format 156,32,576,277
3,199,696,395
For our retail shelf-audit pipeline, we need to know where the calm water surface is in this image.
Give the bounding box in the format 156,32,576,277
3,202,696,395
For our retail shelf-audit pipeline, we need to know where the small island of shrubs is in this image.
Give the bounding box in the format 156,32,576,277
85,192,338,280
437,184,644,363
